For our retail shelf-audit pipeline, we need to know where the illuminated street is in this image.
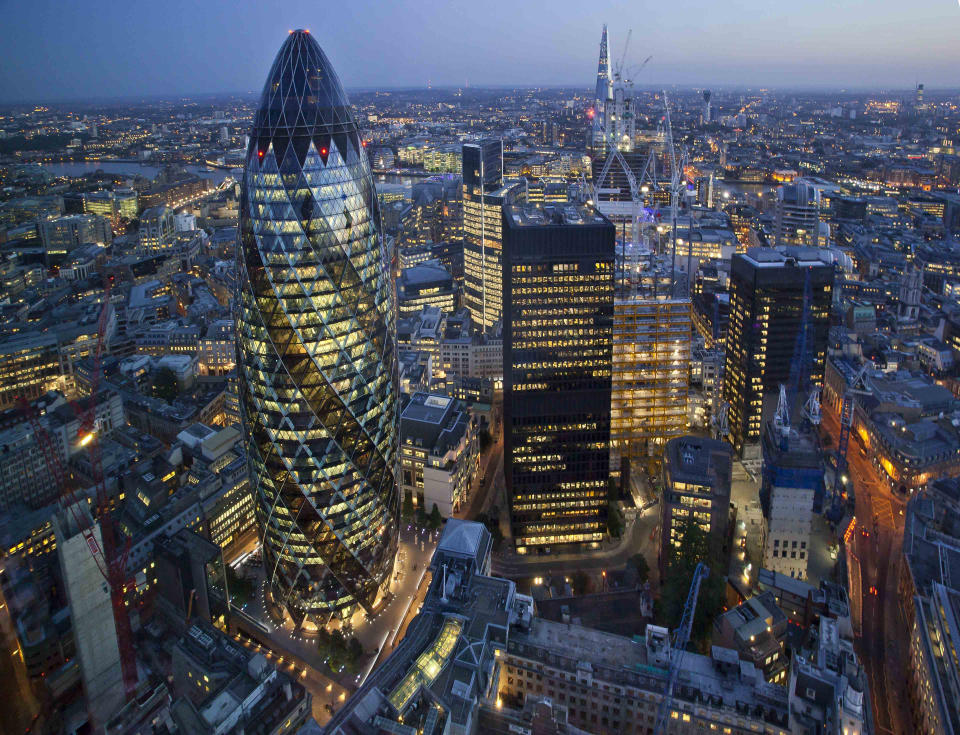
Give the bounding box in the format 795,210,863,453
821,404,910,735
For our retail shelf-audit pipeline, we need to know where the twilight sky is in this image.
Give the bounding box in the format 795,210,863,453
1,0,958,102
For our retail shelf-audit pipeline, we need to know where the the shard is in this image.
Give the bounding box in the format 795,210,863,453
235,30,399,625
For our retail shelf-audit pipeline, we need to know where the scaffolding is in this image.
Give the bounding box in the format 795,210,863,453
611,296,692,478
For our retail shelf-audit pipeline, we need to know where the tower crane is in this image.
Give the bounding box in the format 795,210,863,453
828,366,869,521
654,563,710,733
662,91,690,295
19,282,139,701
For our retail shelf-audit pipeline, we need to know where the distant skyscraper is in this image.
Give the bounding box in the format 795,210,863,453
502,202,615,552
702,89,712,124
235,30,399,624
773,182,821,248
590,25,614,156
462,139,508,330
722,248,834,455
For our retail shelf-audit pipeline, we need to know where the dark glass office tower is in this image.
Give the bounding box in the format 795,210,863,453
235,30,399,625
722,247,833,455
462,139,506,330
502,202,616,552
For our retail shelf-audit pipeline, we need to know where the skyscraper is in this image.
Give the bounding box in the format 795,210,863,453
610,295,691,482
590,25,613,157
502,202,615,552
462,139,509,330
235,30,399,625
722,248,833,456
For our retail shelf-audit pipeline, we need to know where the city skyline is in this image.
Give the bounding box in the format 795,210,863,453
2,5,959,732
1,0,960,103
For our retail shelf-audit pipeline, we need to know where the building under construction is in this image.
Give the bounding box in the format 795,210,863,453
611,294,691,485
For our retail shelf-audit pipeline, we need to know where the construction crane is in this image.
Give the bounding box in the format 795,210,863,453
654,562,710,734
662,91,689,295
20,282,139,700
828,366,869,521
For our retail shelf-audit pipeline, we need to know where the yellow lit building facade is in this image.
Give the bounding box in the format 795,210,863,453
611,296,691,478
462,139,507,331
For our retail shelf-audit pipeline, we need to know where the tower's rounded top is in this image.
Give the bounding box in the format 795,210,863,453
250,30,359,164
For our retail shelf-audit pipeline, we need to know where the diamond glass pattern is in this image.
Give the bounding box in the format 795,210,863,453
235,30,399,624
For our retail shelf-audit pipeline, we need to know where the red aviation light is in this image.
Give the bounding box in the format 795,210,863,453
258,150,264,158
320,147,329,156
587,108,595,119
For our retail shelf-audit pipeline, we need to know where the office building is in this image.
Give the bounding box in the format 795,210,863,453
235,31,399,624
502,202,615,552
326,520,793,735
0,419,66,511
197,319,236,377
398,260,456,318
0,334,65,409
722,248,834,455
139,205,176,254
660,436,732,575
37,213,110,265
610,296,691,481
462,139,507,330
901,478,960,734
400,392,478,517
774,182,822,247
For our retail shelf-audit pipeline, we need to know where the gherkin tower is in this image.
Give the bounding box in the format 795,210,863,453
235,30,398,624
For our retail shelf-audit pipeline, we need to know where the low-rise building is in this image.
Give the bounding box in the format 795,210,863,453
400,392,478,517
713,591,789,685
170,624,311,735
325,520,794,735
660,436,732,575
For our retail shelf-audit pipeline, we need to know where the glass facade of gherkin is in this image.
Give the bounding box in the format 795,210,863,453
235,30,398,624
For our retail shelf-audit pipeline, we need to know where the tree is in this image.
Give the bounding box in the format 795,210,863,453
152,366,179,403
347,636,364,662
627,553,650,583
571,570,593,596
225,566,254,606
428,503,443,530
607,478,620,502
656,519,725,650
478,427,492,452
607,502,624,538
402,492,415,521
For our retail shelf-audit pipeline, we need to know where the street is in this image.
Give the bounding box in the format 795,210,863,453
227,524,438,726
0,572,41,735
821,405,910,735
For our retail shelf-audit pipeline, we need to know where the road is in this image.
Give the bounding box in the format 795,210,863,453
0,574,41,735
821,406,910,735
460,431,504,521
228,525,438,726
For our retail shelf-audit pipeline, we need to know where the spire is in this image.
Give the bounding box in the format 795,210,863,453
596,25,611,103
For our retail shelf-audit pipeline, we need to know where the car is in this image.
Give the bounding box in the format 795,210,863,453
869,586,878,596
